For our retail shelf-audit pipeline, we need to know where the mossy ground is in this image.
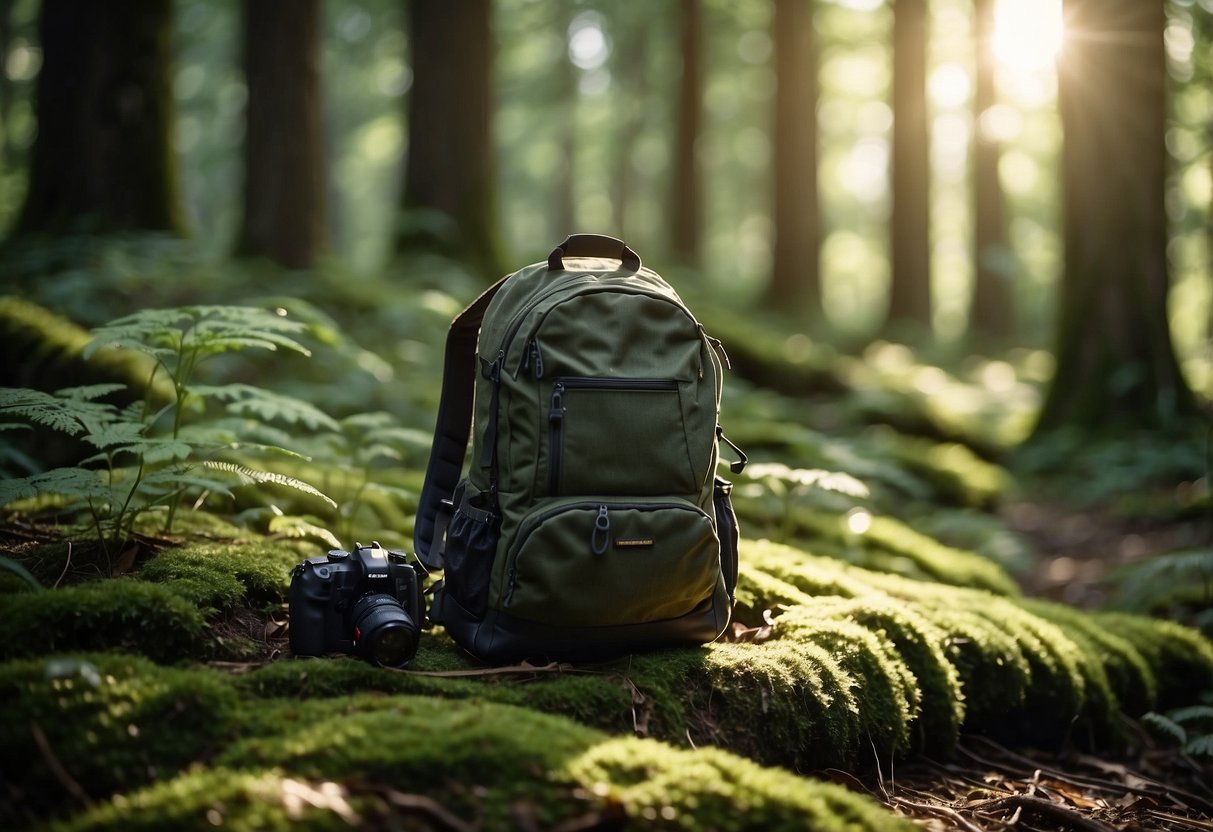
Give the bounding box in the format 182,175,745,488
3,523,1212,830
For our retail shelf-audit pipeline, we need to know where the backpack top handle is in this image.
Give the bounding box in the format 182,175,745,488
547,234,642,273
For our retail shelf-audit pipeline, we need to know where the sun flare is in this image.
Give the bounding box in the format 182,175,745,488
992,0,1064,73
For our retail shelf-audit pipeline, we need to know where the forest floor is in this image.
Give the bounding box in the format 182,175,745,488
195,496,1213,832
857,497,1213,832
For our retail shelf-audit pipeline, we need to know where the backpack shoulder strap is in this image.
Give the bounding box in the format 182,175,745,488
414,276,508,569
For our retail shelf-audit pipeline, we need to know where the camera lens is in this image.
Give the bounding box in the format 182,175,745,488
350,593,419,668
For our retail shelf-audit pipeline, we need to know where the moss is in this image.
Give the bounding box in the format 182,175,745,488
0,653,240,823
135,541,300,612
815,596,966,756
860,515,1019,596
1022,599,1158,715
698,638,864,771
45,694,913,832
1089,612,1213,709
0,581,207,663
566,737,916,831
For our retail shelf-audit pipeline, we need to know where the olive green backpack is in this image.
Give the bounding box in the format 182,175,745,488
415,234,745,663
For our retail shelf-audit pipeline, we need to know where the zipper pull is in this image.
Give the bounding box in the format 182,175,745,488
482,349,504,382
591,505,610,555
549,383,565,424
504,565,517,606
530,339,545,379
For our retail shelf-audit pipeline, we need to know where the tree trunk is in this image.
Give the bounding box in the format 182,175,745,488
552,3,577,241
12,0,183,236
969,0,1013,341
670,0,704,267
888,0,931,331
768,0,820,311
397,0,507,280
1033,0,1200,433
234,0,328,270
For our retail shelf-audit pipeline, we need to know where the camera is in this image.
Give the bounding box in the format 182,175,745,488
288,541,425,668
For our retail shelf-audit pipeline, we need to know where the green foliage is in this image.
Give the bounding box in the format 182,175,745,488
1142,699,1213,759
1108,548,1213,636
0,305,340,557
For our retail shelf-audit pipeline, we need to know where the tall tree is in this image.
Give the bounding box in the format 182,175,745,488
610,8,652,246
11,0,183,236
397,0,507,280
670,0,704,266
767,0,820,311
887,0,931,331
969,0,1013,340
1033,0,1200,432
234,0,328,270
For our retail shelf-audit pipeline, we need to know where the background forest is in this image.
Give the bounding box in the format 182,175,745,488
2,0,1213,830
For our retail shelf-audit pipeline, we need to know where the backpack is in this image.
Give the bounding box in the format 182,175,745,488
414,234,746,663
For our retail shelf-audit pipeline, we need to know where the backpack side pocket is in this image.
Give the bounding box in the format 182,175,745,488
713,477,739,599
443,483,500,617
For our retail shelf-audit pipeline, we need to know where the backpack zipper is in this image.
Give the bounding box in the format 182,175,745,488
502,500,705,607
547,377,681,495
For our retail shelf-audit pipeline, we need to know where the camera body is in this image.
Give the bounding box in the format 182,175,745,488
288,541,424,668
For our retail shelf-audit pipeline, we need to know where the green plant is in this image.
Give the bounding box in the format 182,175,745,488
1141,699,1213,759
1110,548,1213,636
0,306,339,563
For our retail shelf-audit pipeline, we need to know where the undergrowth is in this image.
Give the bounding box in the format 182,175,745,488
3,249,1213,830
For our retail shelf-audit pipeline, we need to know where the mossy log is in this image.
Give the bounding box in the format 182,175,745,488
3,532,1212,830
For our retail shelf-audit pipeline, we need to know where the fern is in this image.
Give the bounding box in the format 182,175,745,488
203,460,337,508
191,384,342,432
1142,700,1213,758
1112,548,1213,621
268,514,343,549
1141,712,1187,744
0,555,43,591
0,387,117,437
0,303,343,554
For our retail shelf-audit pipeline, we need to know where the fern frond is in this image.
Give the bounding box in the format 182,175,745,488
0,556,43,591
55,383,129,401
0,388,117,437
203,460,336,507
1185,735,1213,758
0,467,112,507
268,515,342,548
1168,705,1213,726
1141,712,1187,744
191,384,341,432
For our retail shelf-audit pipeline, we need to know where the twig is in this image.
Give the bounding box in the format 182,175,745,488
888,795,988,832
397,661,578,678
53,541,72,589
374,789,474,832
30,721,91,807
971,794,1115,832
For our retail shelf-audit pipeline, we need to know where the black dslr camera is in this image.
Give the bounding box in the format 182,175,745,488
288,541,425,668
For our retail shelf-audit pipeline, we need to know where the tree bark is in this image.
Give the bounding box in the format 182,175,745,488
970,0,1014,340
234,0,328,270
768,0,820,311
1033,0,1201,433
12,0,183,236
670,0,704,267
888,0,931,331
397,0,507,280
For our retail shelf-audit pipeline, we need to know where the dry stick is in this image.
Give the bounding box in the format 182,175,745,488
30,721,91,807
379,790,474,832
52,541,72,589
888,795,989,832
962,736,1213,817
972,794,1116,832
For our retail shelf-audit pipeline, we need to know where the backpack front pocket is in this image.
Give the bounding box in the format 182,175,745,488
501,499,719,627
547,377,696,496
